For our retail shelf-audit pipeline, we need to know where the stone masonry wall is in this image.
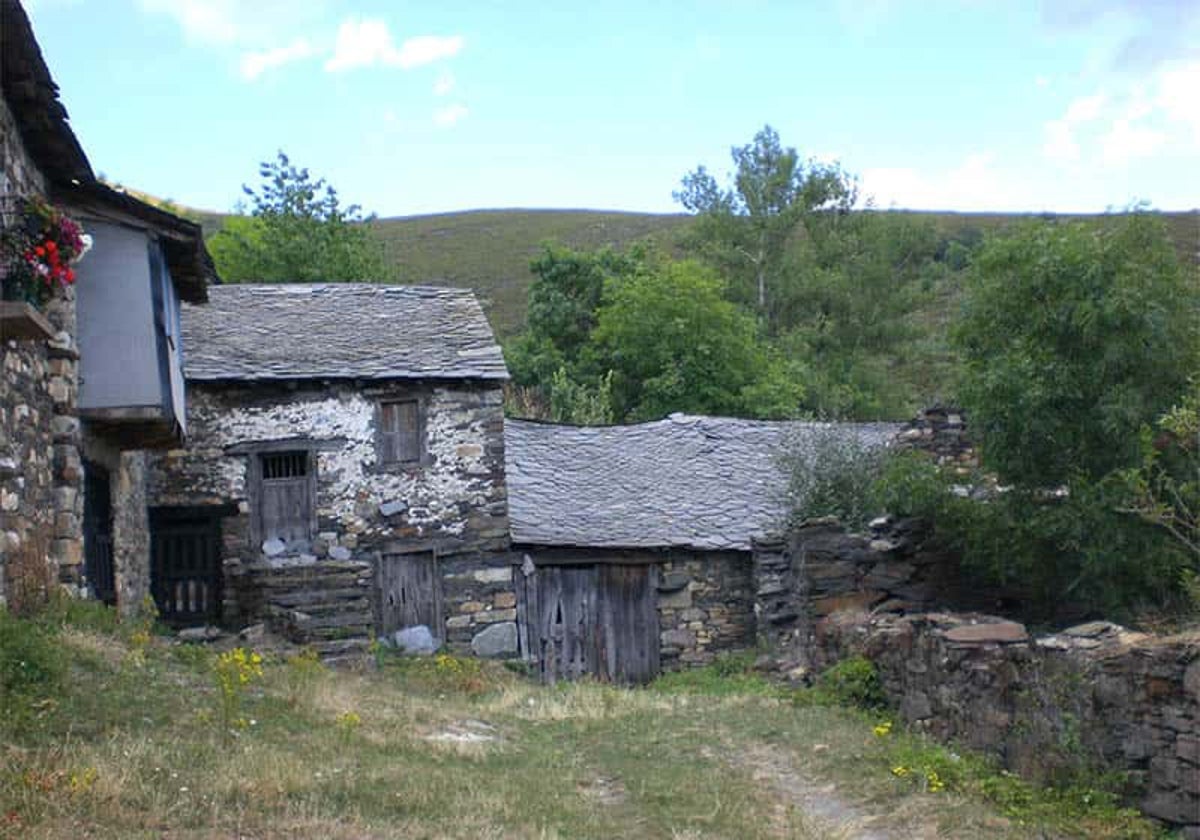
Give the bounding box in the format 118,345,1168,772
148,380,511,656
658,551,756,667
1,91,84,605
814,611,1200,834
753,517,948,654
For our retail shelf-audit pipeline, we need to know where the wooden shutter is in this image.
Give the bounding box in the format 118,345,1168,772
379,400,421,465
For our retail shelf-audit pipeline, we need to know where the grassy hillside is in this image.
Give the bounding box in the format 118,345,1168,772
366,208,1197,339
369,209,694,335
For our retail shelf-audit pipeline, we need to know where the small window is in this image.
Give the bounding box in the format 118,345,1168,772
262,450,309,479
378,400,423,465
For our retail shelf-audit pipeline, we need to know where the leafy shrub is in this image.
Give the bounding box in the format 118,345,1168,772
814,656,886,709
783,425,888,531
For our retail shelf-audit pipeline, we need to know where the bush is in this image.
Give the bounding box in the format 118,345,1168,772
814,655,887,709
784,425,888,531
871,450,1189,620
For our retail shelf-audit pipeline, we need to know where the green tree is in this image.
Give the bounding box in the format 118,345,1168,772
675,125,856,321
590,260,805,421
208,152,388,283
956,213,1200,486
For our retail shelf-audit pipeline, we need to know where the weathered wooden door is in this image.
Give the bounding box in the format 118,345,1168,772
596,564,660,684
257,451,313,545
534,565,597,682
377,552,442,639
521,564,659,684
150,508,223,626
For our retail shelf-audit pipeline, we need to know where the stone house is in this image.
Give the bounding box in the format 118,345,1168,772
504,415,899,682
1,0,213,613
147,284,514,658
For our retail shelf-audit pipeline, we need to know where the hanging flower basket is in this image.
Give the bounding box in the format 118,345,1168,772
0,197,91,308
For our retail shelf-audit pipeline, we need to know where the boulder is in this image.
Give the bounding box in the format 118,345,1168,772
471,622,518,658
393,625,440,656
262,538,287,557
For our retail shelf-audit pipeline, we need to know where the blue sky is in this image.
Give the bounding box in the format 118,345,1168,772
23,0,1200,217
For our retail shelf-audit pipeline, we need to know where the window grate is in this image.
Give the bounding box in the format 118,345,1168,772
262,451,308,480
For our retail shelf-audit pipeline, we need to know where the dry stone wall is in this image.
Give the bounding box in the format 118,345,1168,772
814,611,1200,834
1,92,84,604
658,551,756,667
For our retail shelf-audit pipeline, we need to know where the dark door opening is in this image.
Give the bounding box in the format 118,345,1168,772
150,507,224,626
82,461,115,605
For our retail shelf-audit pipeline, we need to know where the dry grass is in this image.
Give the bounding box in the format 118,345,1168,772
0,621,1170,839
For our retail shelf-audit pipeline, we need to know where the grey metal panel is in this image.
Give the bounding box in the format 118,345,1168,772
76,220,165,411
155,243,187,434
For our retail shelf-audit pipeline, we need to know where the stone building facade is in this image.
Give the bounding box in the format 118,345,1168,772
147,284,513,657
2,0,213,614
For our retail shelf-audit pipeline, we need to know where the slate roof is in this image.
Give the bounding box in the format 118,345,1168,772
182,284,508,381
505,414,901,551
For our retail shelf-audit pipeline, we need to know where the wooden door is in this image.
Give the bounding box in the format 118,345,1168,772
596,564,660,684
150,508,223,626
522,563,659,685
377,552,442,639
257,451,313,545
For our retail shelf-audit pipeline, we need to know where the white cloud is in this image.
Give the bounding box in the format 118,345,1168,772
1043,93,1107,161
325,19,463,72
1100,117,1166,164
240,39,316,80
433,72,456,96
139,0,241,43
433,103,469,127
1156,60,1200,145
861,151,1036,212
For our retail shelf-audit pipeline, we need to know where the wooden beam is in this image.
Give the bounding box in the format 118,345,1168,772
0,301,56,341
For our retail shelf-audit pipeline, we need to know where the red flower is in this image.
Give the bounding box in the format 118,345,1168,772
35,246,45,257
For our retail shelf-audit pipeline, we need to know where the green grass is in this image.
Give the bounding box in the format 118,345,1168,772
0,609,1171,839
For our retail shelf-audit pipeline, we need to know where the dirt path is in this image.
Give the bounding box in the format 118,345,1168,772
715,743,905,840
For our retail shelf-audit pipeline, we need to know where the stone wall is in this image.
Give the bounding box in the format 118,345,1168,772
752,517,950,653
658,551,756,667
814,611,1200,834
1,91,84,605
148,379,511,654
893,404,977,471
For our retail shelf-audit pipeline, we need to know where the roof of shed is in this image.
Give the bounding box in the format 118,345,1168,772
182,284,509,381
505,414,901,551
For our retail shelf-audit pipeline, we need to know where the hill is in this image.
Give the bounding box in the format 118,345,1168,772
369,209,695,335
367,207,1198,340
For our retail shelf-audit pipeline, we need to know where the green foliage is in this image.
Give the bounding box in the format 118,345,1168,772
813,656,887,710
208,151,389,283
783,426,887,530
956,214,1200,487
1113,379,1200,569
506,245,806,422
872,450,1189,618
675,125,857,316
548,368,615,425
591,259,805,420
651,652,784,697
0,610,65,723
